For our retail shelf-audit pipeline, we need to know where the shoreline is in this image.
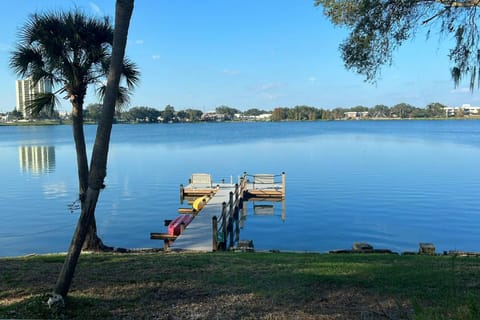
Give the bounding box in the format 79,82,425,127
1,117,480,126
4,243,480,260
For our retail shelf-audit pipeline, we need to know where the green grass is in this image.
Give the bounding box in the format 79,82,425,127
1,252,479,319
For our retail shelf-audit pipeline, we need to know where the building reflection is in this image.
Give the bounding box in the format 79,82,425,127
18,145,56,174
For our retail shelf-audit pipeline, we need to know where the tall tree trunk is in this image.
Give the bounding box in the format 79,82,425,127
83,218,111,251
54,0,134,298
71,98,108,252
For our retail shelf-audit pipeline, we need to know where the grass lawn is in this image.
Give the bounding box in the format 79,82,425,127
1,252,479,319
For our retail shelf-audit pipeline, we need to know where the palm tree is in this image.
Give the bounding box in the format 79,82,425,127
53,0,136,299
10,9,139,251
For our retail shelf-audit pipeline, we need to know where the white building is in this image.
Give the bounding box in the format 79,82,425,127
444,104,480,117
16,78,52,118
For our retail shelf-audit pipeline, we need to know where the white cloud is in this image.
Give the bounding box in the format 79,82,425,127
152,54,161,60
89,2,102,15
135,39,144,45
308,76,316,83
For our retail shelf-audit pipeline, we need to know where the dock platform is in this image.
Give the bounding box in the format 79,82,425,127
171,184,236,251
152,172,285,252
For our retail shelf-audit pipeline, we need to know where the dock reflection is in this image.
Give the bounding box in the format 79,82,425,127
240,198,286,229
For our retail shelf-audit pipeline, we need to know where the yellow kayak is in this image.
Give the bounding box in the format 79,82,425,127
193,195,209,211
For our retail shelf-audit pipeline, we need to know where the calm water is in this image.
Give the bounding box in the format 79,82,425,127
1,121,480,257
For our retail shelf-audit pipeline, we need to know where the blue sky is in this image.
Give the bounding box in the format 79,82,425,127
0,0,479,113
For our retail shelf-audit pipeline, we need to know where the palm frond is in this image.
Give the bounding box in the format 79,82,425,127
10,8,140,110
96,85,131,107
122,58,140,90
9,46,43,77
25,92,59,116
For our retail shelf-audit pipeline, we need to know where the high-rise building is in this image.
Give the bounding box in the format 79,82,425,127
15,78,52,118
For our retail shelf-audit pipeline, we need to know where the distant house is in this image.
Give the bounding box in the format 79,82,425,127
344,111,368,119
444,104,480,117
236,113,272,121
463,105,480,116
58,111,70,120
201,112,226,121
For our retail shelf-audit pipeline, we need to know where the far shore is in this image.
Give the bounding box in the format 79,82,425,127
1,117,480,127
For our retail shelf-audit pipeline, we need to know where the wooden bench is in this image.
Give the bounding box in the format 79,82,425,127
190,173,212,188
253,174,275,188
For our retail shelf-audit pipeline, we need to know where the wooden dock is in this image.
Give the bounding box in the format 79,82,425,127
170,184,236,251
151,172,285,252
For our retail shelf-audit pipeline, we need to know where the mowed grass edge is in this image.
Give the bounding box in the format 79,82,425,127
1,252,479,319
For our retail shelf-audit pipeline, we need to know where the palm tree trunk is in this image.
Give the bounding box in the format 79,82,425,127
83,218,112,251
72,99,108,252
54,0,134,298
71,103,89,198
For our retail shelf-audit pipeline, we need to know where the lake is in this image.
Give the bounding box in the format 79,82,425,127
1,120,480,257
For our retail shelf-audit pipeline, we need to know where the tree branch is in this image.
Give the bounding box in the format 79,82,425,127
436,0,480,7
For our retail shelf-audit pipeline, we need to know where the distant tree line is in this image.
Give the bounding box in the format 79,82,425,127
270,102,449,121
82,104,270,123
4,101,468,123
91,102,449,123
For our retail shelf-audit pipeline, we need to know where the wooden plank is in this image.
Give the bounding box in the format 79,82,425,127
150,233,177,240
150,233,178,251
246,190,284,198
182,188,216,196
178,207,196,214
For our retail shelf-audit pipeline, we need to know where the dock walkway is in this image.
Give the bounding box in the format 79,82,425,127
153,172,285,252
170,183,236,251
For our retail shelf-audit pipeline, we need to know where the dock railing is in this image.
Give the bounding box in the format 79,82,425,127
212,174,247,251
250,172,285,191
243,172,286,200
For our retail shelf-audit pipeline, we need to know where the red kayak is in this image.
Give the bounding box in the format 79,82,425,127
168,215,193,236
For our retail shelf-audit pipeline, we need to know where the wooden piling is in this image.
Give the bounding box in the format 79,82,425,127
228,216,234,249
150,233,177,252
229,192,234,213
222,202,227,248
180,222,185,234
179,184,184,203
212,216,218,251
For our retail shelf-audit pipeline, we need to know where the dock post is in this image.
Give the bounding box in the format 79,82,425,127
229,192,234,213
180,222,185,234
282,172,286,198
179,184,184,203
222,202,227,250
234,207,240,243
212,216,218,251
228,216,234,249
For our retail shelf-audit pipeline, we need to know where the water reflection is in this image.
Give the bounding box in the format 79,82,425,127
242,199,286,222
18,145,55,175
